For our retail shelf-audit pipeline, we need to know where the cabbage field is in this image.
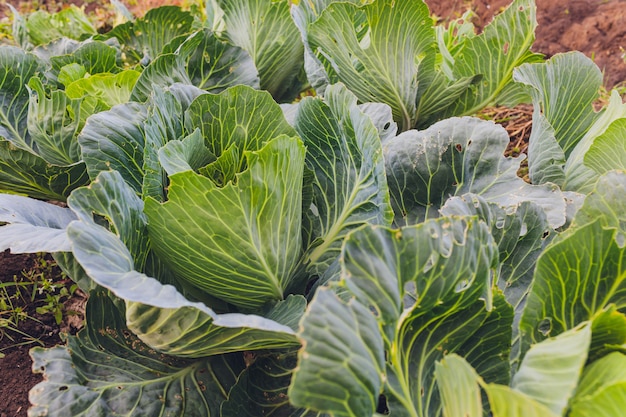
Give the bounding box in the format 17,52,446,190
0,0,625,416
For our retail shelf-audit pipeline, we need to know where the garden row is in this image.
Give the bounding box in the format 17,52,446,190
0,0,625,416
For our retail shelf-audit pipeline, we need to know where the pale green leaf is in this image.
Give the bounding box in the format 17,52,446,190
27,77,82,166
67,220,301,357
0,140,89,201
65,70,141,116
574,352,626,401
103,6,194,64
484,384,559,417
514,52,603,188
564,90,626,192
184,85,296,170
584,119,626,176
158,129,215,176
302,0,435,131
512,323,591,415
0,46,43,150
435,355,482,417
145,136,305,311
569,382,626,417
444,0,539,117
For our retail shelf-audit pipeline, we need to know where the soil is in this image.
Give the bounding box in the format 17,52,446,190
0,0,625,416
427,0,626,88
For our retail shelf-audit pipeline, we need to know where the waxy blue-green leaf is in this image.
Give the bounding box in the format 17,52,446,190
23,5,96,46
78,102,148,193
68,170,149,270
520,220,626,355
289,288,385,417
0,46,43,150
441,194,551,312
291,218,510,417
67,220,302,357
184,85,296,172
384,117,565,228
209,0,304,102
300,0,435,131
0,194,76,253
222,352,327,417
131,29,259,102
145,136,305,311
512,323,591,415
102,6,194,65
29,290,246,417
26,77,82,166
295,84,393,276
0,141,89,200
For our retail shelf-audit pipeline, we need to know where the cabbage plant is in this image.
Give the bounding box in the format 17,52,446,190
0,0,624,416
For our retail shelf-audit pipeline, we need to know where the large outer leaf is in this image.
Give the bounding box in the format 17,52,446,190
520,221,626,355
131,29,259,102
514,52,603,188
103,6,194,64
295,84,392,276
289,288,385,417
27,77,82,166
211,0,304,102
78,102,148,193
301,0,435,131
291,218,511,417
67,220,302,357
29,291,246,417
512,323,591,415
0,141,89,201
384,117,565,228
0,46,43,150
146,136,305,311
443,0,539,117
441,194,551,312
0,194,76,253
